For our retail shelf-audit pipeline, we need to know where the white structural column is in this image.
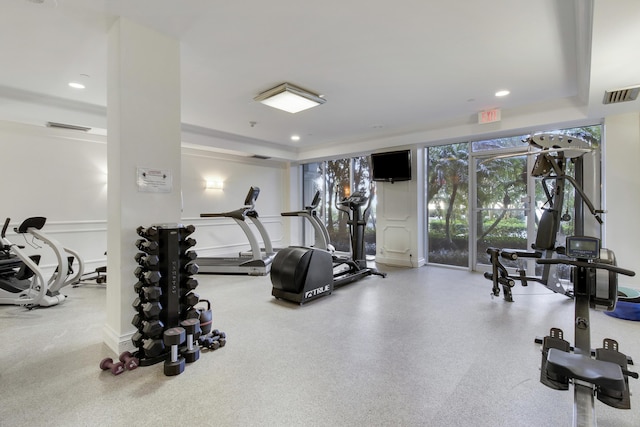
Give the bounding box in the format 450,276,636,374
603,112,640,288
104,18,182,354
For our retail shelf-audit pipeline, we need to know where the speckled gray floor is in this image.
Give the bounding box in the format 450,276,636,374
1,265,639,427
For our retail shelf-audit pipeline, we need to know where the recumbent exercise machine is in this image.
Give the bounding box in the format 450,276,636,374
271,188,386,304
536,235,637,426
0,216,84,308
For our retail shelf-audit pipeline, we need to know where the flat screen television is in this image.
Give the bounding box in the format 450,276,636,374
371,150,412,183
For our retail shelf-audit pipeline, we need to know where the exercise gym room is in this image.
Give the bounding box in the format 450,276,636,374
1,1,640,426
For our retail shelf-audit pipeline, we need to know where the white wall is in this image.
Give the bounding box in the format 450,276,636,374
181,147,288,256
0,121,289,276
604,112,640,288
0,121,108,273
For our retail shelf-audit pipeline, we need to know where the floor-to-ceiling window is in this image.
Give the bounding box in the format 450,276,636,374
302,156,376,256
426,125,602,272
471,135,530,271
426,143,470,267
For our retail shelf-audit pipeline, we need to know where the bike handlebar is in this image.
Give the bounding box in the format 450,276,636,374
536,258,635,277
1,218,9,239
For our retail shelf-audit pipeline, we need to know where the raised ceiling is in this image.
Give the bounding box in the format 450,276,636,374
1,0,639,161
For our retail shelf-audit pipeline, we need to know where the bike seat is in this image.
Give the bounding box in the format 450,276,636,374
546,348,625,391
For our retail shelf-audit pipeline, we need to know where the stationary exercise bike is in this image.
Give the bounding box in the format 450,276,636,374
485,133,604,302
537,236,637,426
271,187,386,304
0,217,84,308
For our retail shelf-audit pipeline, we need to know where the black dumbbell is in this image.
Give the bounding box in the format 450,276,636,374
141,319,165,337
100,357,125,375
212,330,227,347
136,238,159,254
143,338,165,358
134,268,161,285
179,237,197,251
182,250,197,261
135,253,159,268
198,330,226,350
132,331,144,348
180,318,201,363
136,226,158,239
183,262,199,275
164,327,186,376
181,291,199,308
180,253,197,269
181,277,198,291
133,280,145,294
132,298,162,318
142,286,162,301
198,335,220,350
181,224,196,237
119,351,140,370
131,313,143,329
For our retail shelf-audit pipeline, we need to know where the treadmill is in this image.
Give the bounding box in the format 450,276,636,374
198,187,275,276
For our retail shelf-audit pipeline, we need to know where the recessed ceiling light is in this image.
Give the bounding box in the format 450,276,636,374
291,135,301,142
68,82,85,89
495,90,510,97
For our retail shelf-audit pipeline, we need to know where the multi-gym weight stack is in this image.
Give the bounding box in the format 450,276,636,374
130,223,201,372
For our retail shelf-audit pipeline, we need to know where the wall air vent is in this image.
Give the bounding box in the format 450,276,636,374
251,154,271,160
603,85,640,104
46,121,91,132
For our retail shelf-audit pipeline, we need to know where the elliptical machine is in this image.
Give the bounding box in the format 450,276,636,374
0,217,84,308
271,187,386,304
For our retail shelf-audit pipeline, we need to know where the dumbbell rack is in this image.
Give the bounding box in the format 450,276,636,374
131,223,199,367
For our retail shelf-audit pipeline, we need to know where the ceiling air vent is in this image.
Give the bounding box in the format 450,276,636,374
46,121,91,132
603,85,640,104
251,154,271,160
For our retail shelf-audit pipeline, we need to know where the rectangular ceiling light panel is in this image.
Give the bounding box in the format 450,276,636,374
254,83,325,113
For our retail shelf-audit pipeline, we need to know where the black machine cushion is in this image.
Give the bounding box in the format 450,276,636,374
534,209,558,250
546,348,625,391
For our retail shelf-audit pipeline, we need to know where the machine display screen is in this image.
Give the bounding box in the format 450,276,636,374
566,236,600,259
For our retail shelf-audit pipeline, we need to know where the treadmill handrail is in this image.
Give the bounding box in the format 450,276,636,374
200,207,251,221
280,210,329,251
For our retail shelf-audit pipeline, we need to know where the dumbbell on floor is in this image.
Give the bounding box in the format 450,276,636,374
198,330,227,350
100,357,125,375
119,351,140,370
164,327,186,376
180,318,201,363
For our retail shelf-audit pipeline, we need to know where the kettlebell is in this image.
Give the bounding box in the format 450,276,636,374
196,299,213,335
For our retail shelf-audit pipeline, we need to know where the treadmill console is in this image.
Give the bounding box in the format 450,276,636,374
565,236,600,260
243,186,260,206
306,190,321,210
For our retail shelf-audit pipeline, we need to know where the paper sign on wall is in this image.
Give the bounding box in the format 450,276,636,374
137,167,172,193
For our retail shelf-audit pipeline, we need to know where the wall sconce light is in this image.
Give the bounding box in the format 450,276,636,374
205,180,224,190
